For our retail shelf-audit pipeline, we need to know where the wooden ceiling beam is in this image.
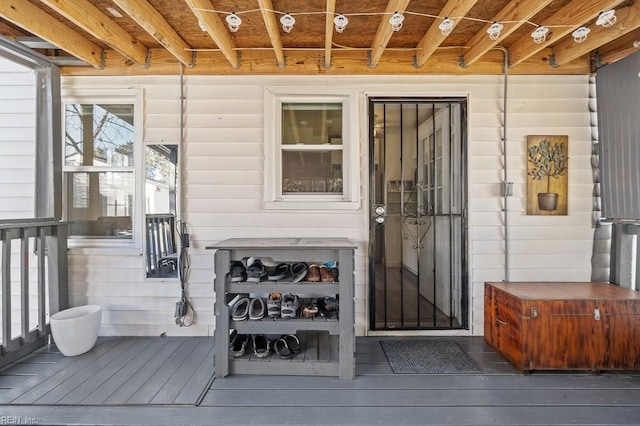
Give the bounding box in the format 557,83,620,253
39,0,148,66
185,0,238,68
370,0,411,67
509,0,627,67
461,0,552,67
596,28,640,65
415,0,478,68
324,0,336,68
112,0,194,68
551,1,640,66
0,0,103,68
257,0,285,67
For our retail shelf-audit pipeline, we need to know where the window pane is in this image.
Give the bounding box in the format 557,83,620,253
65,104,134,167
282,151,343,194
65,171,133,238
282,103,342,145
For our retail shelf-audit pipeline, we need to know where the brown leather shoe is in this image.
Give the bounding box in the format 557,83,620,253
319,265,335,282
307,264,320,282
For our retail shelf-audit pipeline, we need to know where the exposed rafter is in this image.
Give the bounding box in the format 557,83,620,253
257,0,286,67
461,0,552,67
551,2,640,66
596,27,640,65
39,0,148,66
370,0,411,67
324,0,337,69
509,0,627,66
0,0,103,68
112,0,194,68
185,0,238,68
415,0,478,68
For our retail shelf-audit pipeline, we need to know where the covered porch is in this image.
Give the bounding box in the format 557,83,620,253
1,335,640,425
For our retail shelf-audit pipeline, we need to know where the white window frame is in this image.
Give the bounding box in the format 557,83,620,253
264,87,360,210
61,88,144,249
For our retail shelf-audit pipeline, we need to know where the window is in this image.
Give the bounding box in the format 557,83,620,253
62,90,142,244
264,87,359,209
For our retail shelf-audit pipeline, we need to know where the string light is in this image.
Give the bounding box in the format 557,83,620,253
572,26,590,43
487,22,503,41
531,26,549,44
191,6,620,45
225,13,241,32
389,12,404,32
438,18,455,37
596,10,616,27
280,13,295,33
334,14,348,33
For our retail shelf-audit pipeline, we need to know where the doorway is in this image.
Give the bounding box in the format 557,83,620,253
369,98,468,331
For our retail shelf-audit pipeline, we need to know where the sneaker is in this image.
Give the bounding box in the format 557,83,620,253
246,259,267,282
229,260,247,282
319,265,336,282
248,297,266,320
307,264,321,282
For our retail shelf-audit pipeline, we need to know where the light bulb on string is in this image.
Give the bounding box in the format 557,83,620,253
439,18,455,36
531,26,549,44
572,26,590,43
334,14,348,33
225,13,241,32
596,10,616,27
487,22,503,41
389,12,404,32
280,13,295,33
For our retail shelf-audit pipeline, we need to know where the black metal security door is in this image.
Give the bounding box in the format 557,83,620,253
369,98,468,330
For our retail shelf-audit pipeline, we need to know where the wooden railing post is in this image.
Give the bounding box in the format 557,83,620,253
47,222,68,315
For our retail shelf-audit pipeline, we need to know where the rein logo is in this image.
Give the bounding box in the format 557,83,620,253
1,417,38,425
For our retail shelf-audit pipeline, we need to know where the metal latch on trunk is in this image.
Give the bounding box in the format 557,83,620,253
594,308,601,320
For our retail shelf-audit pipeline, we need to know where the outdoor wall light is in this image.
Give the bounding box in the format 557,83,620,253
596,10,617,27
572,26,590,43
487,22,504,41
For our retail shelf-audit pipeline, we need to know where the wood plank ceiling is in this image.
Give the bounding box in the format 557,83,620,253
0,0,639,75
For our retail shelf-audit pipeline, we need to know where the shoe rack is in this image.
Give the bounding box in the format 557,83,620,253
207,238,356,379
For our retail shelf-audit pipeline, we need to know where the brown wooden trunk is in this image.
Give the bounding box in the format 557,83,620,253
484,282,640,373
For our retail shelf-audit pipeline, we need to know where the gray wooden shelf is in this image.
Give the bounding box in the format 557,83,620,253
207,238,356,380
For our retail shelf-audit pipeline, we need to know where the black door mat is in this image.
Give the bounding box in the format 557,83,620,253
380,340,482,374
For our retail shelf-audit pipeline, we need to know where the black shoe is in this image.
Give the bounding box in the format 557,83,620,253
267,263,291,281
229,332,249,357
252,334,270,358
246,259,267,282
229,260,246,282
291,262,308,283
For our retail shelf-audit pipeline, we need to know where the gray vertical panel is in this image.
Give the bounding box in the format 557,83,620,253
596,52,640,220
2,231,12,347
20,230,29,340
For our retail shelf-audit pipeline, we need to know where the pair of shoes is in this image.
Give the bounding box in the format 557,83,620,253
246,258,267,282
229,260,246,282
229,330,250,357
252,334,270,358
291,262,308,282
267,293,281,318
267,263,291,281
302,304,319,318
318,296,339,313
231,297,250,320
248,297,266,320
281,294,300,319
307,264,321,282
273,334,301,359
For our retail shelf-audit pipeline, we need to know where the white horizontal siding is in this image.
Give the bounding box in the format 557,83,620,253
61,74,593,337
0,57,35,219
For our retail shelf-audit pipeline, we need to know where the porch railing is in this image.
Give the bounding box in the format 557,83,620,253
145,214,177,278
0,218,68,369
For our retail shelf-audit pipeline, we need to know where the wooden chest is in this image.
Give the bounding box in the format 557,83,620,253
484,282,640,373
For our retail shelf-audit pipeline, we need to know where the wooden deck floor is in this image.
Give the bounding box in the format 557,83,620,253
1,336,640,425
